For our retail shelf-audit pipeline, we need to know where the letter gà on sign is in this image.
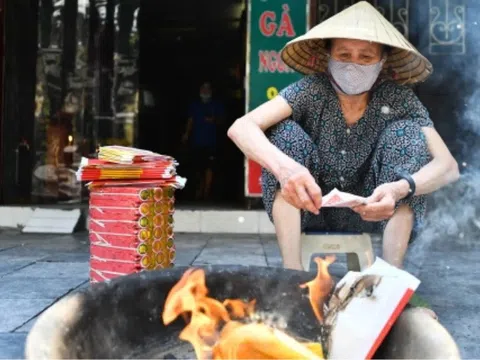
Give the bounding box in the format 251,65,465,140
257,4,297,74
258,5,296,37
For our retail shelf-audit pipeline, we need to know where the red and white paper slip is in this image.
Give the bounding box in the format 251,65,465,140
322,188,368,208
329,258,420,360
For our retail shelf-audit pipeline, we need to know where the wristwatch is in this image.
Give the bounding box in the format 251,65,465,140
395,170,416,200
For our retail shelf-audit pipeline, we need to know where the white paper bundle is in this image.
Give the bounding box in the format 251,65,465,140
328,258,420,359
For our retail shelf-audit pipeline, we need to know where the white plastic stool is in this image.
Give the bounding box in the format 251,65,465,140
301,231,375,272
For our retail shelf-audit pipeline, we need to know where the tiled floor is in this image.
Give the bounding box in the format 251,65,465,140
0,229,478,358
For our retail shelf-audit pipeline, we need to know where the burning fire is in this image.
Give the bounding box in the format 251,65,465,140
162,256,336,359
300,256,336,322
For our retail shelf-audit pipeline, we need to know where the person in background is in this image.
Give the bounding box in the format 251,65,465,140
183,81,225,201
227,2,460,270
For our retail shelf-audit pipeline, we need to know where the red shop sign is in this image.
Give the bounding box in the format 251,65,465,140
244,0,307,197
245,159,263,197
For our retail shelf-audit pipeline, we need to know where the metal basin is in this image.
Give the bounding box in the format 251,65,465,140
25,266,461,359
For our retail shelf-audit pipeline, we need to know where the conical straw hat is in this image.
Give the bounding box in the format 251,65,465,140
281,1,433,84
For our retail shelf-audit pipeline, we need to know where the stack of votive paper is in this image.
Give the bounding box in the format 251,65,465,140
76,146,187,283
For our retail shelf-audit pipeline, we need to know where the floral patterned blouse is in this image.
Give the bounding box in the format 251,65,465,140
277,72,434,191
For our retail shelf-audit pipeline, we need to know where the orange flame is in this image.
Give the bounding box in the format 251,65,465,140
162,268,209,325
300,256,336,322
213,322,322,359
223,299,257,319
163,257,335,359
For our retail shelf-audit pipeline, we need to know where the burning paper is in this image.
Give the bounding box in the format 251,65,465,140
325,258,420,359
162,268,325,359
299,256,336,322
322,188,367,208
163,257,420,360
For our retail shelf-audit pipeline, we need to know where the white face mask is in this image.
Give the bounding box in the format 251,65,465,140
328,58,384,95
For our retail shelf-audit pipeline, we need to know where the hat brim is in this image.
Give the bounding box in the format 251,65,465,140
281,38,433,85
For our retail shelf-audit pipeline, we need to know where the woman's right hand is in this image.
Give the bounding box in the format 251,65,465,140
277,161,322,214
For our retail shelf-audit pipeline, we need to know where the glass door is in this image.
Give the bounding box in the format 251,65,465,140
31,0,90,204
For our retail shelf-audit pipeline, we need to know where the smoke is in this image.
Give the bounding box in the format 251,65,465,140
403,20,480,276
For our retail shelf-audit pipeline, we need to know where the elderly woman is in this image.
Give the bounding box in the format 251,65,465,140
228,2,459,270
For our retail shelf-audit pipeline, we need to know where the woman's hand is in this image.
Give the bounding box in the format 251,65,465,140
277,161,322,214
352,181,409,222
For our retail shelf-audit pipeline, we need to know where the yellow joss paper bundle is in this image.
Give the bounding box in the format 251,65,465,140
98,145,176,165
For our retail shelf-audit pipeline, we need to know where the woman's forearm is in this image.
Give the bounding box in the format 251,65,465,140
228,96,300,178
411,157,460,195
395,157,460,199
393,126,460,199
227,118,293,177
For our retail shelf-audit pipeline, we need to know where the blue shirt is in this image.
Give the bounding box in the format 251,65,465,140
188,100,225,149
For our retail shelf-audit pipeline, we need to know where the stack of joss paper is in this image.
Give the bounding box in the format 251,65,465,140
77,146,186,283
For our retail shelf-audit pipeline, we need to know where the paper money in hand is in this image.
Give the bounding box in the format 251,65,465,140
322,188,368,208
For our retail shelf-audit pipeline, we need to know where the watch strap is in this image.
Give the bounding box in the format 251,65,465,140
396,170,416,200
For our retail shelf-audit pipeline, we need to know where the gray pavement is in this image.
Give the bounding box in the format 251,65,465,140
0,229,478,359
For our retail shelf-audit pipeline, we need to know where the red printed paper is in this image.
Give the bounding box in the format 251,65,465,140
81,146,186,283
322,188,368,208
89,186,177,283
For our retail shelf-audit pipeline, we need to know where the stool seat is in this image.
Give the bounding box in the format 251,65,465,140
301,231,375,272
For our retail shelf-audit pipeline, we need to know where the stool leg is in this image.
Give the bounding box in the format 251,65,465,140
301,235,318,271
357,234,375,271
346,253,361,272
301,242,312,271
302,253,311,272
356,250,375,271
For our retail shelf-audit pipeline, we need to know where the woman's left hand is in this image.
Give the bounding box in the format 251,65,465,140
352,182,408,222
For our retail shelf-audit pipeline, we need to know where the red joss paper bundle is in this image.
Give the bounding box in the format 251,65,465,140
77,146,186,283
77,158,177,181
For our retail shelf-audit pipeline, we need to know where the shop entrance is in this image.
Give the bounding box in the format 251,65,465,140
137,0,247,207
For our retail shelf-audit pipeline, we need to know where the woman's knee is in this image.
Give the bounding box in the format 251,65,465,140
379,120,428,150
375,120,431,169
